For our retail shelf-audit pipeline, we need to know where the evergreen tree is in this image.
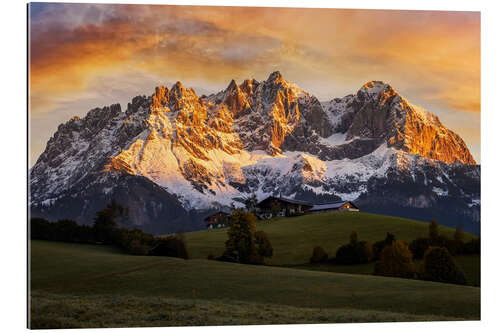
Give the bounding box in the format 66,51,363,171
93,200,124,244
429,219,439,242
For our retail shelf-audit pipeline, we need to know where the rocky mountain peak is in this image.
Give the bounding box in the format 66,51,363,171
151,85,169,110
240,79,257,96
360,80,393,96
30,72,480,234
226,79,239,92
328,81,476,165
267,70,284,84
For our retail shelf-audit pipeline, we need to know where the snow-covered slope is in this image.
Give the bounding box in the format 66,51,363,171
29,72,480,234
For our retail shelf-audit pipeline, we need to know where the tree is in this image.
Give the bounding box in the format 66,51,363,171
224,209,259,264
429,219,439,242
93,200,125,244
420,247,467,285
150,235,189,259
374,240,414,278
310,246,328,263
270,201,281,218
255,230,273,259
335,231,373,265
373,232,396,260
409,237,432,259
244,193,259,213
349,230,358,245
452,226,465,255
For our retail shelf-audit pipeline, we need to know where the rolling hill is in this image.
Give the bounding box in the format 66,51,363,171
184,211,476,265
30,240,480,328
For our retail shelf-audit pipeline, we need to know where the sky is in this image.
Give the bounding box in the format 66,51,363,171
28,3,481,165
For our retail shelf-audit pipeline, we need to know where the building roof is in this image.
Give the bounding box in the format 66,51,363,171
308,201,358,211
204,211,230,222
256,196,314,208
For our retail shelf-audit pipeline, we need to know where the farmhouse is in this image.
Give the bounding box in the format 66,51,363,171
204,211,230,229
256,196,313,219
308,201,359,214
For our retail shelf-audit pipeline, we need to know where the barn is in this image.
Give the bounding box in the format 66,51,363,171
307,201,359,214
256,196,313,219
204,211,230,229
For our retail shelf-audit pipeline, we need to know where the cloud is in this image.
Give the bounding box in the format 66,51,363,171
28,4,481,162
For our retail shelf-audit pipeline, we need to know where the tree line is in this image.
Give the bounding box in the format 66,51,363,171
309,219,480,285
30,200,188,258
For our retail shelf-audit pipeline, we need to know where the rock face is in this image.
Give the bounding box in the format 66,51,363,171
29,72,480,234
325,81,476,164
207,71,333,155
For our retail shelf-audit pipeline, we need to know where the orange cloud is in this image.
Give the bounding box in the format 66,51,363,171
28,4,481,163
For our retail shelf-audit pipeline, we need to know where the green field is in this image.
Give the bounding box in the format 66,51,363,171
184,212,476,265
30,240,480,328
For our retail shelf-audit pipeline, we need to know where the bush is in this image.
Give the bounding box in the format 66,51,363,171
374,240,414,278
112,227,155,254
335,241,373,265
150,235,189,259
207,253,216,260
433,235,461,256
373,233,396,260
310,246,328,263
255,231,273,259
420,247,467,285
127,238,151,255
409,237,431,260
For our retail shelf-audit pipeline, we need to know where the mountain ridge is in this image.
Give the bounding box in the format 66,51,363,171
29,71,480,234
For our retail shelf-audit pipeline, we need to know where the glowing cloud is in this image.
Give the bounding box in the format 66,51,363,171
28,4,480,164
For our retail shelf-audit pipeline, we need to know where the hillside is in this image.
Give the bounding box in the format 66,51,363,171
184,212,476,265
30,240,480,328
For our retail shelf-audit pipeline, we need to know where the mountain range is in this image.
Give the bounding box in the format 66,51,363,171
29,71,480,234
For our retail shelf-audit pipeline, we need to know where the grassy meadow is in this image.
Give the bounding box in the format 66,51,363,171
184,212,476,265
30,212,480,328
30,238,480,328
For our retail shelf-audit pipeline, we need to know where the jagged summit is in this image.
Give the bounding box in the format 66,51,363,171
30,72,480,234
322,80,476,165
362,80,391,90
226,79,238,91
267,70,284,83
